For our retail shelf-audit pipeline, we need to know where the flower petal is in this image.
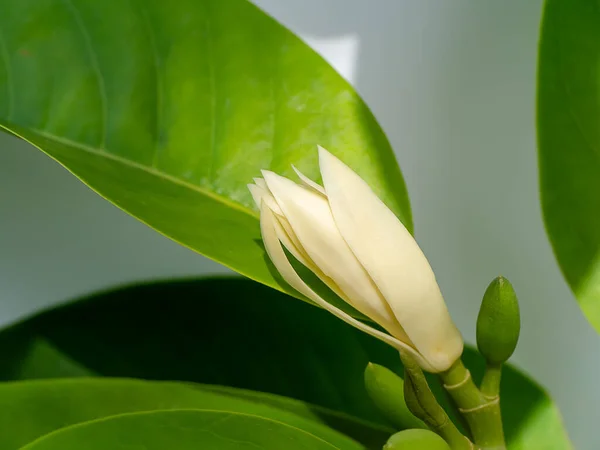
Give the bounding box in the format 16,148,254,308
292,165,326,195
273,214,312,268
260,192,366,311
318,146,463,372
259,202,433,371
273,211,359,308
248,183,282,215
261,170,410,344
254,177,268,190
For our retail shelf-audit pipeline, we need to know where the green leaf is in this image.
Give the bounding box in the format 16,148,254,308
0,277,571,449
21,409,357,450
0,0,411,302
196,385,390,449
537,0,600,331
0,378,368,449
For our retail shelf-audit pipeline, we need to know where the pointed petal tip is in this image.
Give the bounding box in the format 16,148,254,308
317,145,340,168
261,170,280,191
261,169,292,189
291,165,303,179
262,169,291,186
291,165,305,179
292,164,326,195
261,169,276,185
253,177,267,189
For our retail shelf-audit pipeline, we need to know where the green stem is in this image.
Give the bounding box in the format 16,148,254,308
480,364,502,399
440,359,505,450
400,352,473,450
404,375,472,450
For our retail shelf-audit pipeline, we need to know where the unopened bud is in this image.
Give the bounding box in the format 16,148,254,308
384,429,451,450
476,276,520,365
364,363,426,430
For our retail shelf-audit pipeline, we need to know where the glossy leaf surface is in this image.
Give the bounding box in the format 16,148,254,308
21,410,358,450
0,378,367,449
537,0,600,331
0,0,411,301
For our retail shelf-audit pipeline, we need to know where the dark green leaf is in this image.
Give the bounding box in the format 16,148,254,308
537,0,600,331
0,0,411,304
0,378,367,449
21,410,358,450
0,277,571,449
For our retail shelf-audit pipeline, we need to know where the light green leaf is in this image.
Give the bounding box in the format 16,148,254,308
21,410,358,450
537,0,600,331
0,378,368,449
0,0,411,303
0,277,572,449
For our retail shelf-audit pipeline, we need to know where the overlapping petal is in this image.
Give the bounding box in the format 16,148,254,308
249,147,463,372
318,147,463,371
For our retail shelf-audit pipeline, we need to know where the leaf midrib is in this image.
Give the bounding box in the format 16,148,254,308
0,122,259,220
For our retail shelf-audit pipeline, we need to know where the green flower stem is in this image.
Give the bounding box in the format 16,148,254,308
480,364,502,399
440,359,505,450
400,352,473,450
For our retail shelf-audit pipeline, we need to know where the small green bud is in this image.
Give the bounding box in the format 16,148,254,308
384,429,451,450
364,363,426,430
476,276,521,365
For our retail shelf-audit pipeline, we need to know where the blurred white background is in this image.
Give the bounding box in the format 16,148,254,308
0,1,597,448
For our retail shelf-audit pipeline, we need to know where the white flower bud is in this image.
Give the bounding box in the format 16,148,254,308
248,146,463,372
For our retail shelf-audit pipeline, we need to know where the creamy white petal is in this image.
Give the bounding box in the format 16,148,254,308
274,210,360,309
292,165,326,195
261,170,410,344
254,178,268,190
248,183,282,215
318,146,463,372
266,197,365,310
259,202,433,371
273,214,312,268
248,183,263,209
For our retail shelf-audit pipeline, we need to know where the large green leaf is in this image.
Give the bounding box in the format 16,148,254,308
21,410,357,450
537,0,600,331
0,278,571,449
0,378,370,449
0,0,411,300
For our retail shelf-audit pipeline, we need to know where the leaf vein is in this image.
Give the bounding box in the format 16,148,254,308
10,125,259,220
555,1,600,162
134,0,163,169
60,0,108,148
206,9,218,185
269,69,277,169
0,27,14,120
